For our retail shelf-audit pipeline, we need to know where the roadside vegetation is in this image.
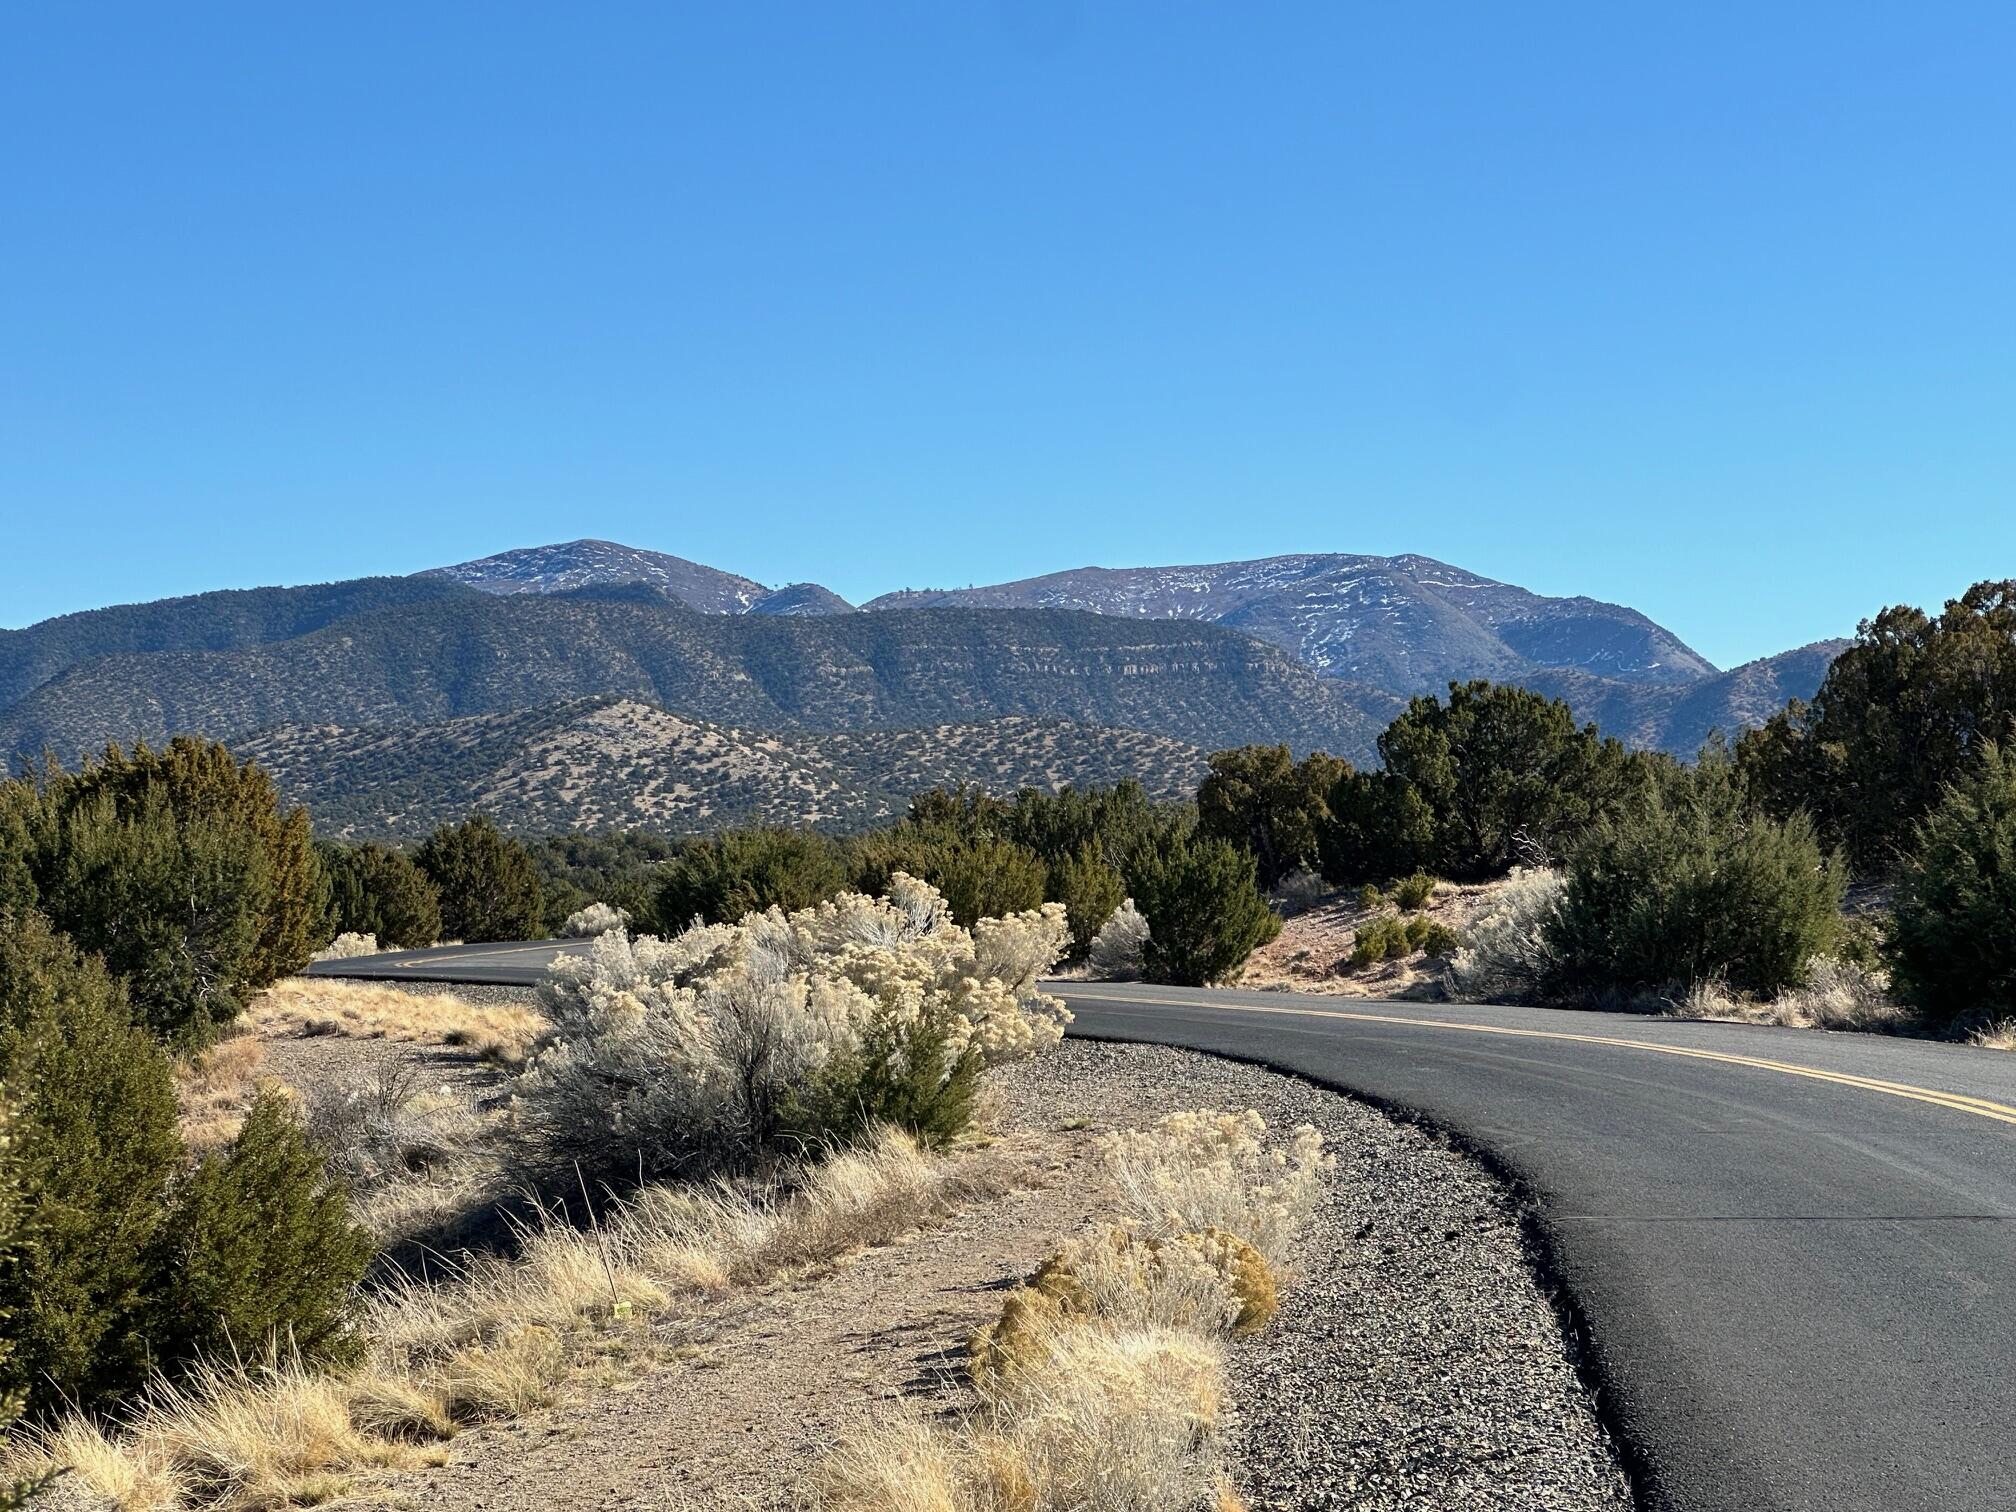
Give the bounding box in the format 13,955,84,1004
818,1107,1330,1511
1,868,1072,1509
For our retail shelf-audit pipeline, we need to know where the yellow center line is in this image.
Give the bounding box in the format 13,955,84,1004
1057,990,2016,1129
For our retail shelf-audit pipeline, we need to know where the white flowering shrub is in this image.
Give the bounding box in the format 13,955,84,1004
514,875,1070,1183
561,901,631,938
1448,867,1566,1004
1101,1109,1331,1267
1087,899,1149,981
311,932,381,961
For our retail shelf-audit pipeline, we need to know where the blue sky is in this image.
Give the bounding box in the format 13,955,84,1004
4,3,2012,667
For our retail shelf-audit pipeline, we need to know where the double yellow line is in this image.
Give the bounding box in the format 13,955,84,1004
1059,990,2016,1129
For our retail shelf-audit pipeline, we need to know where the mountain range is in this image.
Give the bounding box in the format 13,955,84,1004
0,539,1847,836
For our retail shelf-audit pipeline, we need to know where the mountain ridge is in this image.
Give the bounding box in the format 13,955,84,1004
0,542,1841,789
0,591,1386,769
864,552,1717,694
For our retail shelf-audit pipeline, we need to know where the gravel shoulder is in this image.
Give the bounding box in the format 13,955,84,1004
253,996,1628,1511
1001,1042,1630,1512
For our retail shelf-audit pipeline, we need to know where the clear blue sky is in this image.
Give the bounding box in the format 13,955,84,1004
5,3,2012,667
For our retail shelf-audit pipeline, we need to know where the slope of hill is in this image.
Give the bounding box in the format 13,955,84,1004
1,591,1384,768
0,576,475,711
865,553,1717,694
421,539,769,613
1528,641,1851,756
750,582,856,616
234,698,1209,837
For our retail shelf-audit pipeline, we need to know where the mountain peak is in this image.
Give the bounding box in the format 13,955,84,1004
420,540,767,614
861,552,1716,693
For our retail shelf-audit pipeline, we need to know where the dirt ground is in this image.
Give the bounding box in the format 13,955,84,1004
1235,879,1505,999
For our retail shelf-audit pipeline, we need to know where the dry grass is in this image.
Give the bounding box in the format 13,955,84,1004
299,1062,500,1248
174,1032,273,1153
367,1127,1011,1366
249,979,545,1065
14,1416,189,1511
8,1361,453,1512
1676,958,1914,1034
817,1108,1325,1512
1966,1020,2016,1051
821,1324,1227,1512
8,1126,1017,1512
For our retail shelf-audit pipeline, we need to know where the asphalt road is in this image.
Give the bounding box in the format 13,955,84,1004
309,943,2016,1512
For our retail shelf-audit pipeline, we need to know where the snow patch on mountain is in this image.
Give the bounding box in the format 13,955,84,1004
421,540,767,614
863,553,1716,693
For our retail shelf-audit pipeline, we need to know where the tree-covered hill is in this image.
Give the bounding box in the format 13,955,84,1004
233,698,1211,837
2,589,1386,767
0,575,477,711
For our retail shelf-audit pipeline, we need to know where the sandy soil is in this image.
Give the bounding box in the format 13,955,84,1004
1236,880,1505,999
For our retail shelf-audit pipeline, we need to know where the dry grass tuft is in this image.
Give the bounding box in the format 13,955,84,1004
826,1326,1228,1512
433,1327,569,1423
1967,1020,2016,1051
340,1371,458,1445
0,1360,453,1512
822,1108,1323,1512
367,1127,1011,1370
10,1416,187,1511
250,979,546,1065
128,1363,393,1504
1676,958,1913,1034
174,1032,273,1153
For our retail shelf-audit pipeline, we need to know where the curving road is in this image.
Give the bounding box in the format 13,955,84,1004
309,943,2016,1512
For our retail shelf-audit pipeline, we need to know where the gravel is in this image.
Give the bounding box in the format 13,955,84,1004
996,1041,1633,1512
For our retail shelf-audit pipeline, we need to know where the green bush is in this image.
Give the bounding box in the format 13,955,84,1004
414,814,544,942
0,1094,49,1510
1420,921,1463,958
0,914,374,1415
528,830,677,935
1350,912,1456,969
1321,682,1660,882
1349,914,1411,969
855,828,1048,928
1196,745,1349,889
1392,872,1436,911
3,738,322,1043
0,913,181,1410
1887,745,2016,1029
905,780,1195,884
1046,847,1126,959
788,1008,982,1152
152,1092,373,1371
1355,883,1386,911
1131,838,1281,986
1738,579,2016,874
37,789,269,1043
318,840,442,949
1322,772,1436,883
653,828,852,928
1542,761,1844,1002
